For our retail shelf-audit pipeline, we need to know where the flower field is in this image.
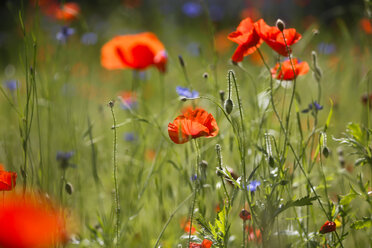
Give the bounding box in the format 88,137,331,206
0,0,371,247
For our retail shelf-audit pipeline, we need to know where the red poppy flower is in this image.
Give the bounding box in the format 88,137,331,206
37,1,80,21
255,19,301,56
360,18,372,34
0,166,17,191
101,32,167,73
189,239,213,248
118,91,137,109
246,226,262,243
0,194,67,248
54,2,80,21
319,221,336,234
271,58,309,80
182,220,196,234
228,17,263,62
168,107,219,144
239,209,251,221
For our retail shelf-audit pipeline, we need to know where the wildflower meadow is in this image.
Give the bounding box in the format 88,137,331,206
0,0,371,247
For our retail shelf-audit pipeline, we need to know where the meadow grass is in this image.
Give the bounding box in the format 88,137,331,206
0,1,371,247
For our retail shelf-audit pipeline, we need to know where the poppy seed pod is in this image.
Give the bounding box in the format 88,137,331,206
276,19,285,32
224,99,234,114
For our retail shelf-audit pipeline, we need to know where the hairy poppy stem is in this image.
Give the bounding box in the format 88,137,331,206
215,144,231,205
280,31,297,156
109,101,120,247
188,139,201,245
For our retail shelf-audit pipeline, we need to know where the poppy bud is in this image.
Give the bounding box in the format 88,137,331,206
322,147,329,158
108,100,115,108
319,221,336,234
200,160,208,169
224,99,233,114
203,72,209,79
178,55,185,67
239,209,251,221
268,156,275,167
219,90,225,104
276,19,285,32
65,182,73,195
311,51,322,83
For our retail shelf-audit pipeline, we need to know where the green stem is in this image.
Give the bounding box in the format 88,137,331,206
110,102,120,247
188,139,201,245
154,193,193,248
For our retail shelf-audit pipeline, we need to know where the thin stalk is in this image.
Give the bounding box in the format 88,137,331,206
109,102,120,247
188,139,201,245
154,193,193,248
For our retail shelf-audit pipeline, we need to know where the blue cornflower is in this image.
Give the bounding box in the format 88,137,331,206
209,4,224,21
124,132,137,142
247,180,261,192
56,151,75,169
187,42,201,56
176,86,199,99
4,80,19,91
56,151,74,161
317,43,336,55
182,2,202,18
302,101,323,113
81,32,98,45
191,174,198,181
56,26,75,43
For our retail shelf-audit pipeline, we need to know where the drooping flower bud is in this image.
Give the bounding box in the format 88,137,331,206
224,99,233,114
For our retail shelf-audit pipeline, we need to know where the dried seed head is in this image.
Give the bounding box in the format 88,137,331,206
276,19,285,32
203,72,209,79
108,100,115,108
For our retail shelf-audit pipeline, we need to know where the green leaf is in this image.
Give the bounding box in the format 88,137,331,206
324,99,333,132
216,167,241,189
351,218,372,230
346,123,364,144
274,196,319,218
339,191,359,206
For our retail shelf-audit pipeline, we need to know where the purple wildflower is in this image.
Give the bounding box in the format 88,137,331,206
247,180,261,192
176,86,199,99
56,26,75,43
182,2,202,18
